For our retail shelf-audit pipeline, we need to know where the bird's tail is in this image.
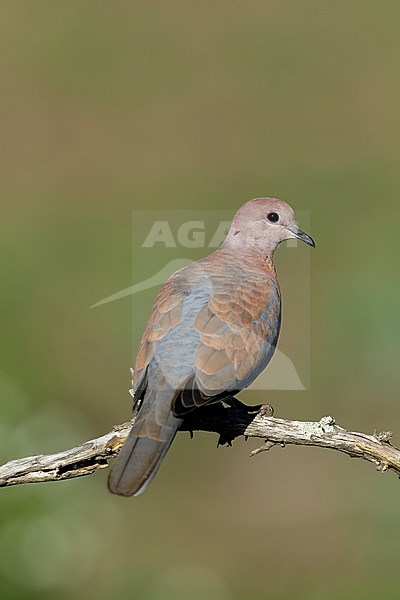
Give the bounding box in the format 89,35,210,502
108,396,182,497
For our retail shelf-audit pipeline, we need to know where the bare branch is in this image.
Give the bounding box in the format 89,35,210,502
0,403,399,488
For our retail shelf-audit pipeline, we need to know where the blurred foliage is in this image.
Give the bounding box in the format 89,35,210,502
1,1,400,599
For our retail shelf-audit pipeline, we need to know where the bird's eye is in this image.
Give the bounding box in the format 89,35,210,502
267,212,279,223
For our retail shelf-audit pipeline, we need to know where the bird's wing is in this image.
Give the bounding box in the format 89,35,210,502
131,267,281,415
174,275,281,413
131,276,186,398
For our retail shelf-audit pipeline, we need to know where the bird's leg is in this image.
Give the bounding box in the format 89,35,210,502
223,396,274,416
180,398,275,447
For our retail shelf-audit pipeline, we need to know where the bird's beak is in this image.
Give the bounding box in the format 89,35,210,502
288,226,315,248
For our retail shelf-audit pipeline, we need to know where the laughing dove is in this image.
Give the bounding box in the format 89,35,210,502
108,197,315,496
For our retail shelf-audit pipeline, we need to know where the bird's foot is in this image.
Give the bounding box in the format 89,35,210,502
218,402,274,446
224,397,274,416
257,403,274,417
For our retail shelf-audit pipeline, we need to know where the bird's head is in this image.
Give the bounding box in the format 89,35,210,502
224,197,315,256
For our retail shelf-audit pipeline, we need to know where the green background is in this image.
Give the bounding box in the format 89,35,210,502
1,2,399,599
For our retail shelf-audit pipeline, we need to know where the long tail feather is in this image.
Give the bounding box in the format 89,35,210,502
108,412,182,497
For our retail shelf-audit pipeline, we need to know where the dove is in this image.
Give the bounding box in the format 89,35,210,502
108,197,315,496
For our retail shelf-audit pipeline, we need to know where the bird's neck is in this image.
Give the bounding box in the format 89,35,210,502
215,245,277,280
221,231,279,261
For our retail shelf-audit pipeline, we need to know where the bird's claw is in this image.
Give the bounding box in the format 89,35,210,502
225,397,274,416
258,403,274,417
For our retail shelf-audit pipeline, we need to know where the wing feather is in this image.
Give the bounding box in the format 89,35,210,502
131,265,280,417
